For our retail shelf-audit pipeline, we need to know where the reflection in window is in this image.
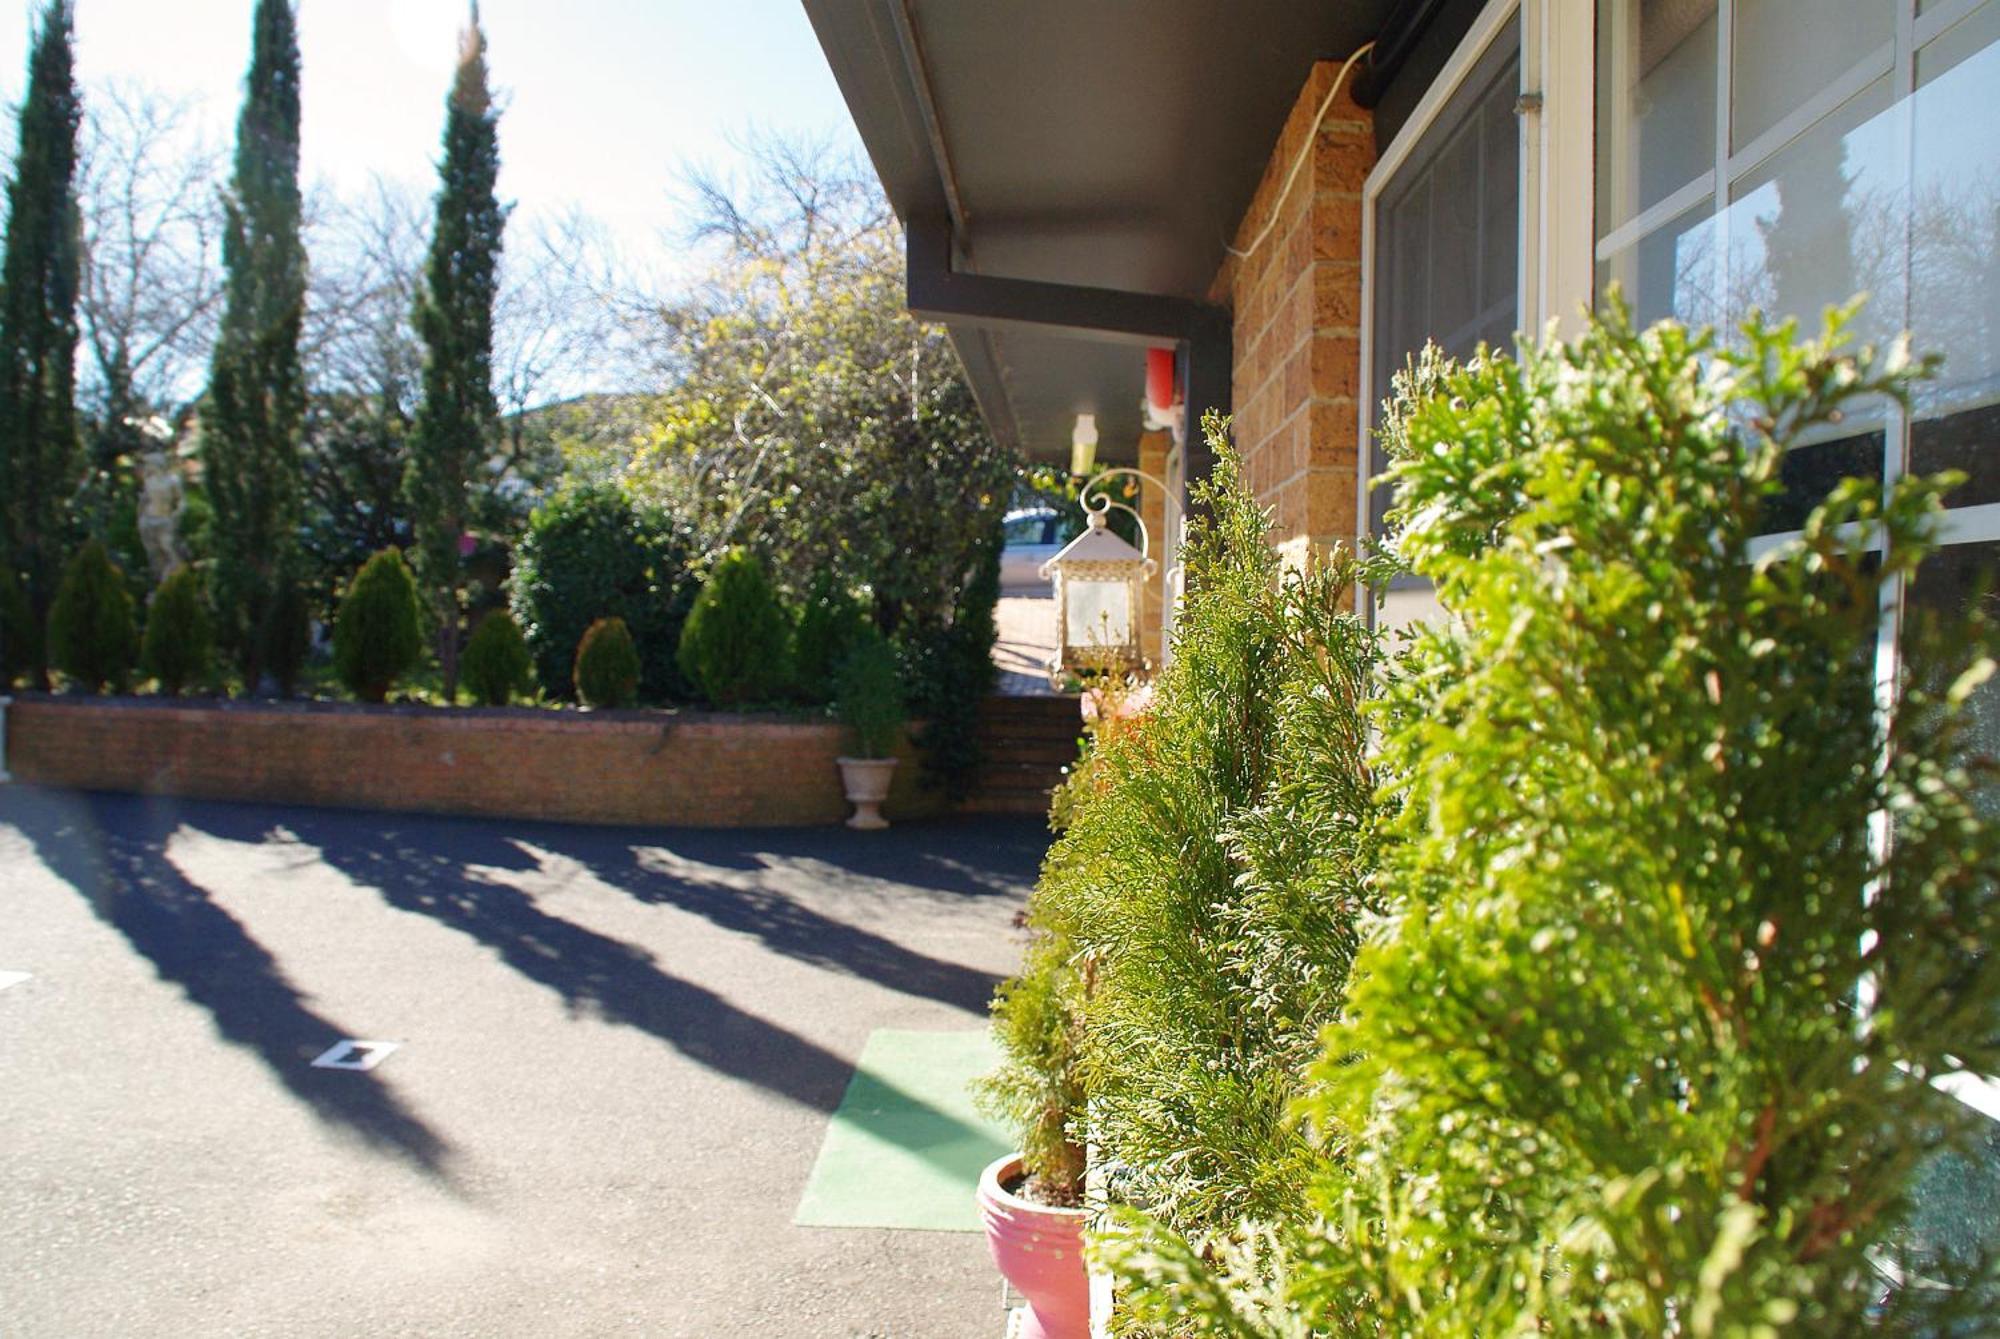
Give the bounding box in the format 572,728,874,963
1724,76,1901,348
1900,540,2000,1305
1596,0,2000,482
1597,0,1715,235
1913,2,2000,422
1597,2,2000,1302
1731,0,1892,150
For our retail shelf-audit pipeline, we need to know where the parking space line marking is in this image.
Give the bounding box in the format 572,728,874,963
0,971,29,992
310,1039,400,1071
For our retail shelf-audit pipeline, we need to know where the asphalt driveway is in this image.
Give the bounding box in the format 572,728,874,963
0,787,1046,1337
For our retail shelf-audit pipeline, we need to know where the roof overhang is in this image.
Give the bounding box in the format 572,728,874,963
802,0,1393,466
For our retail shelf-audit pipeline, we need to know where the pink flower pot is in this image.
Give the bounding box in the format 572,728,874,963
977,1152,1089,1339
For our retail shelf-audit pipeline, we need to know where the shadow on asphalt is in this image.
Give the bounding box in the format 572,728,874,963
543,838,1022,1015
208,805,1042,1023
3,788,1048,1163
2,788,455,1177
231,806,869,1114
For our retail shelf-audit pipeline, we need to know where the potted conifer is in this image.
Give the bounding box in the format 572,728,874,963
832,630,904,829
974,928,1090,1339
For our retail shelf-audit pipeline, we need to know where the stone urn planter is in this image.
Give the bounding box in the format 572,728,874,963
835,756,897,830
832,633,905,831
977,1152,1089,1339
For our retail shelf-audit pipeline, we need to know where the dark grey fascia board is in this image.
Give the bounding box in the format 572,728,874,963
906,215,1229,349
947,325,1025,456
908,213,1231,500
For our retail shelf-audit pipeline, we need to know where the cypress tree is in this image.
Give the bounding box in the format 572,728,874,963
0,1,83,689
407,3,505,702
204,0,305,691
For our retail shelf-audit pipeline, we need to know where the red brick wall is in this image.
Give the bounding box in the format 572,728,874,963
3,697,944,828
1210,61,1374,570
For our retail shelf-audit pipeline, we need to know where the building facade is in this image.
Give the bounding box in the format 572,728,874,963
807,0,1999,1243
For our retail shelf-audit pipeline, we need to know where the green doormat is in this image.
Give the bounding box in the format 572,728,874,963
794,1028,1013,1232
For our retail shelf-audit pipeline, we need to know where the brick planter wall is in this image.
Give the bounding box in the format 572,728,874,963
1,695,946,828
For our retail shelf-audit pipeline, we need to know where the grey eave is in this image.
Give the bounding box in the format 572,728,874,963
802,0,1392,466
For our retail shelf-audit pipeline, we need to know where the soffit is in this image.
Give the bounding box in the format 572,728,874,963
804,0,1391,465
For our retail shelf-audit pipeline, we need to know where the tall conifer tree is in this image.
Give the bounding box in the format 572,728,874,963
205,0,305,689
0,1,83,688
408,3,505,701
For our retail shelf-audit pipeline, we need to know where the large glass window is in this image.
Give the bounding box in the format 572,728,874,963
1597,0,1999,448
1367,18,1520,626
1598,0,2000,1295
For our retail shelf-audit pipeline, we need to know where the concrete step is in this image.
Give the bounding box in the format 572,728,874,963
960,791,1058,816
971,762,1070,796
961,793,1058,816
979,694,1082,721
961,693,1081,819
978,739,1079,766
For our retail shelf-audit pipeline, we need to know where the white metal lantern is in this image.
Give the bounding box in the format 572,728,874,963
1040,508,1154,681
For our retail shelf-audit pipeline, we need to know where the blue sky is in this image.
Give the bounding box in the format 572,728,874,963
0,0,862,260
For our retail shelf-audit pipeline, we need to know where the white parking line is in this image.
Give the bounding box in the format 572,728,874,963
0,971,30,992
309,1040,401,1072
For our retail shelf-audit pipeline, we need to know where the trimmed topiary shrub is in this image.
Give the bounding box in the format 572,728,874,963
48,541,139,694
509,484,698,703
676,547,793,707
1020,420,1385,1241
333,548,424,704
141,568,214,696
461,608,534,706
790,573,870,705
573,616,639,708
0,562,37,688
1102,308,2000,1333
832,628,904,758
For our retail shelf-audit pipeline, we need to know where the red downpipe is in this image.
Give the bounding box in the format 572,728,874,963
1146,346,1178,412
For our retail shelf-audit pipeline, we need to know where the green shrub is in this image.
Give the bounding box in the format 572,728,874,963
573,616,640,708
1033,421,1383,1244
790,573,870,705
0,562,37,688
141,568,213,696
333,549,424,703
260,578,312,698
676,547,793,707
974,926,1087,1205
899,517,1001,801
48,541,138,694
461,609,534,706
833,628,904,758
509,484,698,703
1109,307,2000,1333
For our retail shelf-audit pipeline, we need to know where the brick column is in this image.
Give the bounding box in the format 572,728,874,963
1210,62,1373,571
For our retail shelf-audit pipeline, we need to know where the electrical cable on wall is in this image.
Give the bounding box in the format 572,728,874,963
1224,41,1375,262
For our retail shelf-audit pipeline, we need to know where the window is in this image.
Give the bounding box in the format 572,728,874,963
1597,0,2000,1290
1365,11,1521,629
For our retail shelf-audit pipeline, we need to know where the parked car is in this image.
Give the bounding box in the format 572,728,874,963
1000,507,1064,590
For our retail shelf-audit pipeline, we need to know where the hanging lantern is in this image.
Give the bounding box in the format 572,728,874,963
1040,508,1154,680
